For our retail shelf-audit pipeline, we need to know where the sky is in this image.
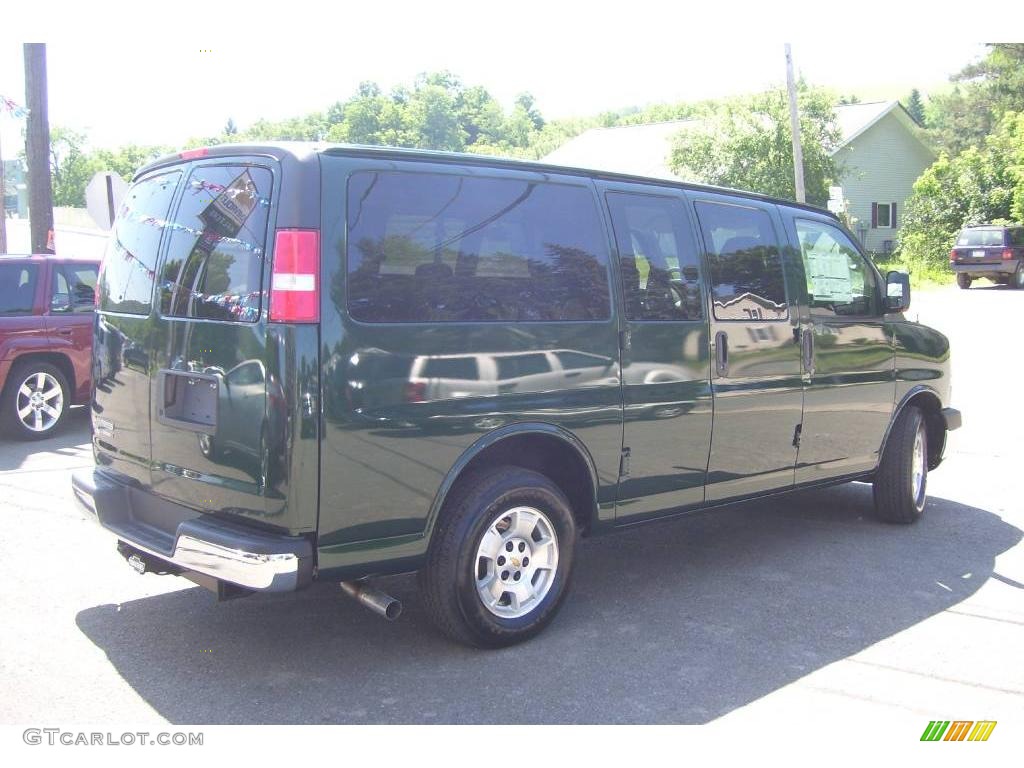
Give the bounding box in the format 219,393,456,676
0,2,996,153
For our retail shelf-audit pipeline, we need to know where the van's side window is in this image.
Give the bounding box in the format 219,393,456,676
606,193,703,321
694,201,788,321
99,171,180,315
795,219,878,317
159,165,273,323
345,171,610,323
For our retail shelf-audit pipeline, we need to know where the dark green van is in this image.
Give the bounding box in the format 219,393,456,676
73,143,961,647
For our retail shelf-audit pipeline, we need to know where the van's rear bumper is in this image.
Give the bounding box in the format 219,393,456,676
72,468,313,592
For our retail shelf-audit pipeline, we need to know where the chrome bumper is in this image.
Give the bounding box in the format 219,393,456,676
72,469,312,592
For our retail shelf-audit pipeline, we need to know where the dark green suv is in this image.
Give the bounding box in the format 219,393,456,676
73,143,961,647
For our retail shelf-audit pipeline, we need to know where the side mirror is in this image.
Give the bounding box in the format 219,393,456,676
886,271,911,313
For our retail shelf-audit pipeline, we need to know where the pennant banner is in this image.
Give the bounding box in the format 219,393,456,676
0,95,30,119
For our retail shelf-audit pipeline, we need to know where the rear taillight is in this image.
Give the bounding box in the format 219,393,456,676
269,229,320,323
1003,248,1013,261
949,248,957,264
179,147,209,160
404,381,427,403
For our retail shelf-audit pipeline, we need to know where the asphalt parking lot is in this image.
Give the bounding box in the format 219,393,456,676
1,284,1021,726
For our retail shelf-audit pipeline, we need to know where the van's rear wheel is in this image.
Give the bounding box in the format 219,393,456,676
956,274,972,289
3,362,69,440
419,465,577,648
873,406,928,524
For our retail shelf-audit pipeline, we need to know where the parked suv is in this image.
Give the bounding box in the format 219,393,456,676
0,254,99,439
950,224,1024,289
73,144,961,647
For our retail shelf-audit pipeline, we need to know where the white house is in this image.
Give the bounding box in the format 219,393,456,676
542,101,936,253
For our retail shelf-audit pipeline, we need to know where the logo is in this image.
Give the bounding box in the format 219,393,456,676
921,721,997,742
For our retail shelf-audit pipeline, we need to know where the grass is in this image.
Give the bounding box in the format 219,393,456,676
870,258,954,291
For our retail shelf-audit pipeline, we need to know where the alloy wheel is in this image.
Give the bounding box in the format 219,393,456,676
17,371,64,433
474,506,559,619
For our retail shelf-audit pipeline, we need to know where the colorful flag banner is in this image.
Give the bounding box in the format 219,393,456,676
0,95,30,119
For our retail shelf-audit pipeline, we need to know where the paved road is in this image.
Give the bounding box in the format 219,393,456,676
1,284,1022,725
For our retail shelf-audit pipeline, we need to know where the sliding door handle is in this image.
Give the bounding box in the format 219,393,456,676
715,330,729,378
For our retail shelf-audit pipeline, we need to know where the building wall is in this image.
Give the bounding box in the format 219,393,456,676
835,112,935,253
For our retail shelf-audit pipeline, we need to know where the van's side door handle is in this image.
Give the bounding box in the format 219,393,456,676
801,327,815,375
715,331,729,378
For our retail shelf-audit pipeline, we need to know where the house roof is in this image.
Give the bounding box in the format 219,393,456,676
541,119,700,180
541,100,931,180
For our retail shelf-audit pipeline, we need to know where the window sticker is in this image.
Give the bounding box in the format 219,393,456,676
806,250,854,303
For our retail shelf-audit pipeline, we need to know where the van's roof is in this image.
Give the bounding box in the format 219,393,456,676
137,141,838,220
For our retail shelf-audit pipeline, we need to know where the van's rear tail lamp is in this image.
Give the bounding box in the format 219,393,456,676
269,229,320,324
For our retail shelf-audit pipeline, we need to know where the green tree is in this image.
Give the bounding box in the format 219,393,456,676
403,77,466,150
92,144,172,182
906,89,925,125
668,86,842,207
926,44,1024,154
224,117,238,135
48,126,97,206
897,110,1024,270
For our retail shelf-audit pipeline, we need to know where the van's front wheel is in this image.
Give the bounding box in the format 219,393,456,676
419,466,577,648
873,406,928,524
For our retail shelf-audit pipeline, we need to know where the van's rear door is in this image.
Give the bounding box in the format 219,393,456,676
145,155,316,533
94,170,183,487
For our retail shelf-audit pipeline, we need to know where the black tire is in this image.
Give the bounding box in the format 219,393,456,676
1013,263,1024,290
198,432,220,460
2,361,70,440
956,273,972,289
873,406,928,524
419,465,578,648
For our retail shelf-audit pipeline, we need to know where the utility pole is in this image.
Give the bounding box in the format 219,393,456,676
24,43,54,254
784,43,806,204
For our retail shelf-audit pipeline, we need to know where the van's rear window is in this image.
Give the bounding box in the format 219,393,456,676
345,171,611,323
956,229,1006,247
99,171,180,315
159,165,272,322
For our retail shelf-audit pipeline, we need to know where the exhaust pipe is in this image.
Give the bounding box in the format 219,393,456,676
339,580,402,621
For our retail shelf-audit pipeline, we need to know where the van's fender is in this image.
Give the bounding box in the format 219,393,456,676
422,421,601,541
875,385,945,471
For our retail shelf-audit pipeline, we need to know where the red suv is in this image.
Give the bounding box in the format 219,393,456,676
0,254,99,439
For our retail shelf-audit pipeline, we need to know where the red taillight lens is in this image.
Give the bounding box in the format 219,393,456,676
404,381,427,403
1003,248,1013,261
269,229,320,323
949,248,957,264
179,147,209,160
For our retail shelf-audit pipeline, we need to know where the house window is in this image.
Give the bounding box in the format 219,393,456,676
872,202,897,229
